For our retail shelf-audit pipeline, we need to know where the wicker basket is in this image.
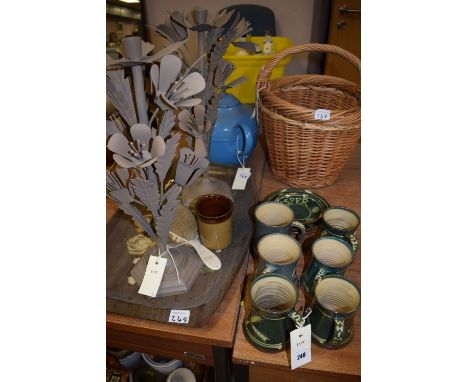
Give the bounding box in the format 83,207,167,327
257,43,361,188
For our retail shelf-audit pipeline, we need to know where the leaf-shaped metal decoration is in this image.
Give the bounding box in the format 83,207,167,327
108,188,134,204
107,40,187,68
214,60,235,88
106,119,121,137
212,9,234,27
106,69,137,126
210,22,239,67
159,110,176,138
193,104,205,126
169,10,187,28
106,170,124,193
169,11,189,39
155,23,180,41
131,178,161,218
144,165,158,191
175,147,209,186
224,75,247,89
210,15,251,72
115,167,130,187
177,109,194,134
154,133,180,184
120,202,156,239
150,40,188,62
205,27,224,57
205,92,223,126
155,184,182,247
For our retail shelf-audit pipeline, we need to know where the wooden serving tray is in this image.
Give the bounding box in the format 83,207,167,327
106,159,264,328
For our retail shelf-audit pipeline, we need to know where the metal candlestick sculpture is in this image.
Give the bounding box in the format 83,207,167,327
106,37,211,297
151,8,252,209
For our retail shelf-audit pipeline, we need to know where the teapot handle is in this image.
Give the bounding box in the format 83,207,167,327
236,124,255,162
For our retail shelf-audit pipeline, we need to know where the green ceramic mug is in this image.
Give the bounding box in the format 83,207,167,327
321,206,360,254
301,236,354,297
308,275,361,349
243,274,307,352
255,233,302,286
253,201,305,247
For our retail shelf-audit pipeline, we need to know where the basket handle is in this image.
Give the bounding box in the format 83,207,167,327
257,43,361,86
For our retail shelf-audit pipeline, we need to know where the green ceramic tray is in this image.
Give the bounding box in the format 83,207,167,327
264,189,330,232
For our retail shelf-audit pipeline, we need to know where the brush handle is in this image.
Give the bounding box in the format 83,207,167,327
189,240,222,270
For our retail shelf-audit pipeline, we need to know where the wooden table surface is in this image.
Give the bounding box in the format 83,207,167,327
107,203,250,350
232,145,361,379
106,144,266,369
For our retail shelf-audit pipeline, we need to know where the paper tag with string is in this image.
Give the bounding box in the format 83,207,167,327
252,83,267,123
138,255,167,297
232,168,251,190
232,134,251,190
290,324,312,369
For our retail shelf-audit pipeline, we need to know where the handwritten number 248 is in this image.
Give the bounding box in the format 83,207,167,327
297,352,306,360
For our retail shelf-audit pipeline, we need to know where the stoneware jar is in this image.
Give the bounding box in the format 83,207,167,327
195,194,233,251
209,94,258,165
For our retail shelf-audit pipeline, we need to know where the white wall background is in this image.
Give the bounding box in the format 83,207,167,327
143,0,315,75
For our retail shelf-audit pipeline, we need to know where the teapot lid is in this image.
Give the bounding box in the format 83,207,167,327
219,93,241,108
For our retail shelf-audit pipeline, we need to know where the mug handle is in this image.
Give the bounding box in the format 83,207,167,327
289,221,306,243
347,233,359,255
287,307,312,329
313,266,328,284
261,264,277,275
235,124,255,162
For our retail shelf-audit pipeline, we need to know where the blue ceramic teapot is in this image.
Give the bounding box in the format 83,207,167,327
209,94,259,165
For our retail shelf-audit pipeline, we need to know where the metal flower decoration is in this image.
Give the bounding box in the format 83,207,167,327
150,54,206,110
177,105,210,157
106,38,185,68
106,36,208,250
107,123,166,168
152,7,252,160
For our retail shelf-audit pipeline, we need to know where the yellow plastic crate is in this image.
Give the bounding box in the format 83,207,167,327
223,36,293,104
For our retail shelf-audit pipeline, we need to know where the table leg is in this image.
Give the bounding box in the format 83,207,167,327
232,363,249,382
212,346,231,382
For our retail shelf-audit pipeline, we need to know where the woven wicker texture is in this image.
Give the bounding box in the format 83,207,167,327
257,43,361,188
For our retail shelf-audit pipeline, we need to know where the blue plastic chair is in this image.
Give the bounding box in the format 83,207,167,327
220,4,276,36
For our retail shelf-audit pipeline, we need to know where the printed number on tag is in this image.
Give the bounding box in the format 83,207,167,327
290,324,312,370
169,309,190,324
314,109,331,120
